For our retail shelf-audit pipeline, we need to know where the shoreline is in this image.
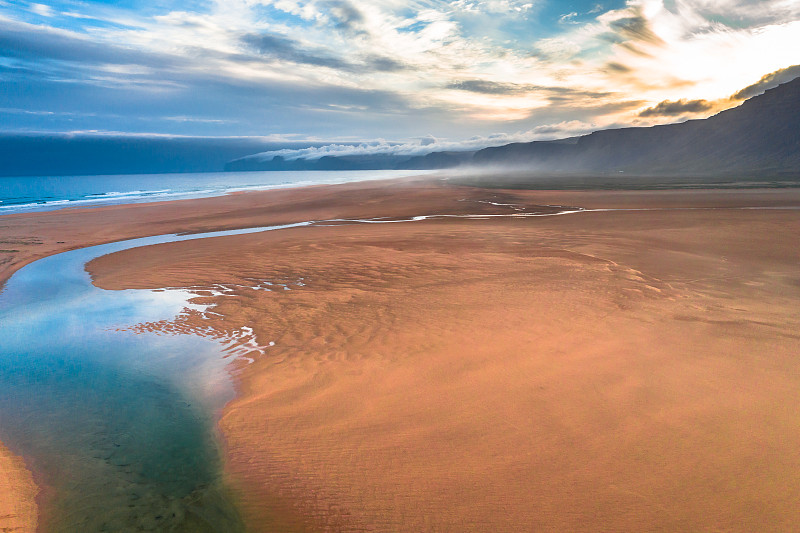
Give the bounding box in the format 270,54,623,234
3,177,798,291
3,180,800,530
0,170,438,217
0,176,447,291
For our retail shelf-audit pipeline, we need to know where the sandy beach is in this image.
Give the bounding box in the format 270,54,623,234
3,178,800,531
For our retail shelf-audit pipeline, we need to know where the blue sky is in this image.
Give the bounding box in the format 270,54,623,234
1,0,799,155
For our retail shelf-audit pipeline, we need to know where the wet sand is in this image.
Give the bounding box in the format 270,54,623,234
0,443,37,532
2,180,800,531
81,183,800,531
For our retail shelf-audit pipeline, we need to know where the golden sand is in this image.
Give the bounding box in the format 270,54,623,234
84,184,800,532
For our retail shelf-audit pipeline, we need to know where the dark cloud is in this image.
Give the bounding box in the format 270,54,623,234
0,20,176,68
447,79,531,94
731,64,800,100
605,61,631,73
609,14,664,45
322,0,367,35
241,34,407,74
447,80,610,99
241,33,351,70
604,6,664,47
366,55,407,72
638,99,712,117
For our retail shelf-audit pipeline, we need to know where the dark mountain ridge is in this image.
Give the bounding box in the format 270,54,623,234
473,76,800,176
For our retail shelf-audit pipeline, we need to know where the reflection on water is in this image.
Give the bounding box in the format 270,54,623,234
0,224,307,532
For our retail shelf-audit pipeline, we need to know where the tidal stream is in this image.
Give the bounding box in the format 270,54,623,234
0,223,309,532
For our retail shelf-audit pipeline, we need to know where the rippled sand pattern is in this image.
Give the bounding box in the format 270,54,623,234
88,188,800,532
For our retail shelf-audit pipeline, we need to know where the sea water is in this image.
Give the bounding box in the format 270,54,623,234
0,223,310,532
0,170,430,214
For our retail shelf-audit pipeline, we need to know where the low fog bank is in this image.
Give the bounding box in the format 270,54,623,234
438,167,800,191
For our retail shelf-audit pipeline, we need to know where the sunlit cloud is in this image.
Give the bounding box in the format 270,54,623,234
0,0,798,141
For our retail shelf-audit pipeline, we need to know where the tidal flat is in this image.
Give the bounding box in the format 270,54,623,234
2,178,800,531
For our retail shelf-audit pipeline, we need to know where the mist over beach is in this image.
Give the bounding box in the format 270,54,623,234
1,1,800,532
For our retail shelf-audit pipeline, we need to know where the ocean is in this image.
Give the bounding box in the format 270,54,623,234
0,170,430,215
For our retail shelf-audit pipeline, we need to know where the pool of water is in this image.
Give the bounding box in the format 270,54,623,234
0,223,310,532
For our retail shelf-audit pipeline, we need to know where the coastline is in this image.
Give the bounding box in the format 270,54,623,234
3,175,797,291
3,179,800,530
0,175,453,291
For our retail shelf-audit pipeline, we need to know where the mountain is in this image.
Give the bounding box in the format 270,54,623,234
472,76,800,177
227,76,800,178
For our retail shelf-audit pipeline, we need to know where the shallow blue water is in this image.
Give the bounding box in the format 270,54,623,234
0,223,309,531
0,170,428,214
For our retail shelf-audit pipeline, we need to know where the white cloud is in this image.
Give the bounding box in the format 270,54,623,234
450,0,535,14
559,12,579,24
29,3,53,17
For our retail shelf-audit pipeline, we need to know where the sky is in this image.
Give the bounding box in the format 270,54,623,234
1,0,800,157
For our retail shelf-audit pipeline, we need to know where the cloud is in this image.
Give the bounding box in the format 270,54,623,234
2,0,800,141
0,19,176,69
731,64,800,100
322,0,367,35
607,8,665,46
450,0,536,15
29,3,53,17
447,80,537,95
241,33,350,70
559,12,579,24
447,80,611,99
604,61,631,73
241,32,410,74
638,99,713,117
366,55,406,72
